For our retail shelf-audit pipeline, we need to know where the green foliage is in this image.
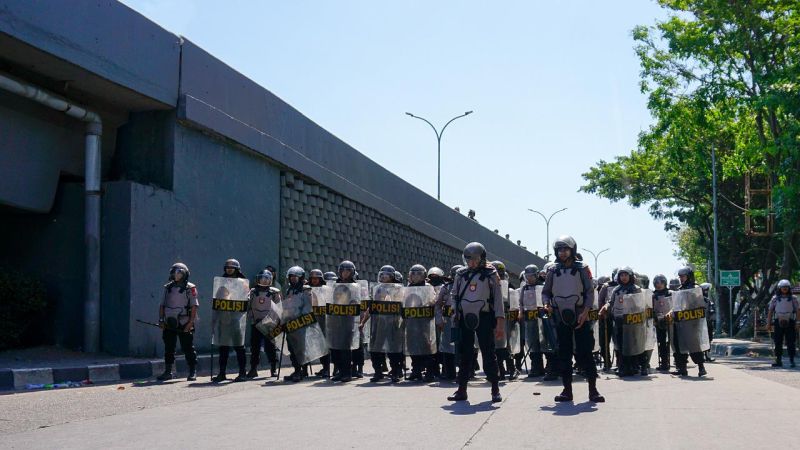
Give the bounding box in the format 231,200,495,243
581,1,800,328
0,269,47,351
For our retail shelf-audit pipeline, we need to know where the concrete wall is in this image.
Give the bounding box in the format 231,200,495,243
0,1,542,356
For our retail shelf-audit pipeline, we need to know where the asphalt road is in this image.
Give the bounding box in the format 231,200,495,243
1,355,797,449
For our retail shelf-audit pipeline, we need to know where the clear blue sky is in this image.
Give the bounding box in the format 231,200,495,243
121,0,685,279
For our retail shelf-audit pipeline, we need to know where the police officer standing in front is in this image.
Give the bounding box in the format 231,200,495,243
767,279,798,368
447,242,505,403
157,263,199,381
543,236,604,403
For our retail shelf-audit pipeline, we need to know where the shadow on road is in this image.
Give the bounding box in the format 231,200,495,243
440,400,498,415
539,401,598,416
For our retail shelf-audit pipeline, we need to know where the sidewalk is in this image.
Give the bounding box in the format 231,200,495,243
0,346,290,391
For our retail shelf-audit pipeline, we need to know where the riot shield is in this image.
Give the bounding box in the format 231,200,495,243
618,291,647,356
357,280,371,346
671,287,710,354
211,277,250,347
521,287,541,354
536,285,557,352
653,292,672,333
643,289,656,351
403,285,437,356
326,283,361,350
281,290,328,365
586,289,600,353
311,285,332,334
369,283,404,354
506,288,521,354
255,298,283,342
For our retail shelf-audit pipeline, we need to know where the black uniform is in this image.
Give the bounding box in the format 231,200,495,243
598,281,617,371
652,288,672,371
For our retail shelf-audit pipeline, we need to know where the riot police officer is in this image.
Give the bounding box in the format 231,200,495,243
598,269,619,372
601,267,644,377
767,279,798,368
700,282,716,362
519,264,545,378
157,263,199,381
308,269,332,377
247,269,281,378
427,266,446,379
435,265,460,381
492,261,519,381
406,264,438,382
671,266,707,377
363,265,404,382
330,260,359,382
283,266,311,382
652,274,672,372
213,259,249,382
324,271,337,282
543,236,604,403
447,242,504,403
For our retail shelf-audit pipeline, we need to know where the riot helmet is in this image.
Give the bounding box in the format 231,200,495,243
287,266,305,287
323,271,338,281
378,265,396,283
668,278,680,291
553,235,577,261
409,264,427,285
617,266,635,286
700,282,712,294
256,269,273,287
338,260,356,281
492,261,507,279
677,266,695,285
308,269,324,287
777,279,791,294
449,265,463,279
653,274,668,289
169,262,190,283
462,242,487,269
524,264,539,285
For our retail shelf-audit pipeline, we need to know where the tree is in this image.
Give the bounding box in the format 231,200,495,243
580,0,800,333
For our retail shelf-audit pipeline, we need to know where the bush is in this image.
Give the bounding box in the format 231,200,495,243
0,269,47,351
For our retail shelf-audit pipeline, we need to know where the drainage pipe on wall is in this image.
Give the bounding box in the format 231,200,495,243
0,72,103,353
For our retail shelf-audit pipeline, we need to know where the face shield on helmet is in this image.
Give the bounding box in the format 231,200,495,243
449,265,463,279
553,235,577,262
308,269,324,286
256,270,273,287
323,271,337,281
338,260,356,281
170,263,189,282
378,265,396,283
617,267,634,285
462,242,486,269
286,266,305,286
777,279,791,293
653,274,668,289
668,278,680,290
409,264,427,285
394,272,404,283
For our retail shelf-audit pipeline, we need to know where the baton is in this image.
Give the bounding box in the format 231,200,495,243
135,319,191,334
276,333,286,380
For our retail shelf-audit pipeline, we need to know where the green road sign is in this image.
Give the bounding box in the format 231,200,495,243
720,270,741,287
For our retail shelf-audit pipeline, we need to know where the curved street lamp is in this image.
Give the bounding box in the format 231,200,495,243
527,208,567,261
582,247,610,275
406,111,473,201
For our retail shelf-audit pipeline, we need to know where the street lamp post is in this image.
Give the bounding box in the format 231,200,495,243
406,111,473,201
582,247,610,275
527,208,567,261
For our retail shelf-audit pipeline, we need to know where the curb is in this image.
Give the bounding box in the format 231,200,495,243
710,341,773,358
0,352,296,391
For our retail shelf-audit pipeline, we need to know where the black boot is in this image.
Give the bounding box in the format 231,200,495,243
353,365,364,379
790,358,796,368
491,382,502,403
772,358,783,367
370,371,384,382
697,363,707,377
157,364,174,381
246,366,258,379
211,373,227,383
187,365,197,381
447,385,468,401
554,384,573,402
270,361,278,378
588,377,605,403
